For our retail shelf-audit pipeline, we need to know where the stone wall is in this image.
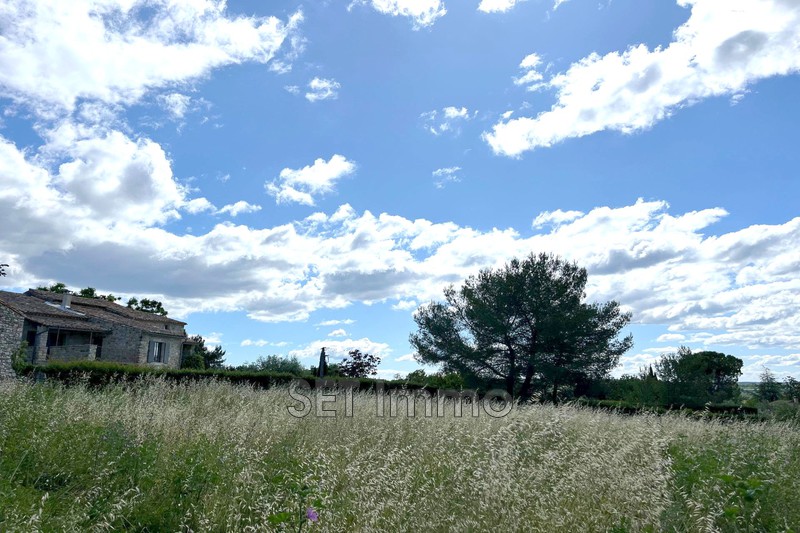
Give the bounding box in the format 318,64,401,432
0,304,23,379
137,335,183,369
99,323,144,365
48,344,98,362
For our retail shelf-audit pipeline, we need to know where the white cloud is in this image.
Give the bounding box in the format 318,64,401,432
2,147,799,361
421,106,476,135
352,0,446,29
317,319,356,327
395,353,416,362
284,85,301,95
217,201,262,217
514,53,547,90
185,197,217,214
328,328,348,337
0,1,303,115
552,0,569,11
47,124,185,226
266,154,357,206
656,333,687,343
392,299,418,311
432,166,461,189
241,339,290,347
305,77,341,102
201,331,223,348
288,338,392,360
485,0,800,156
478,0,527,14
532,209,584,228
158,93,192,119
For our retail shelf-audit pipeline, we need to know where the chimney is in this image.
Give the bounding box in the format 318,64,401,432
61,294,72,309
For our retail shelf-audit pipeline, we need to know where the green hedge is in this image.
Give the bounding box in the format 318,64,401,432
14,361,473,397
574,398,760,419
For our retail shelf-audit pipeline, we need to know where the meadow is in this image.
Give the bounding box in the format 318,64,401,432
0,377,798,532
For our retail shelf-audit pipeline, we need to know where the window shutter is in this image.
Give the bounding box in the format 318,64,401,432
164,343,170,365
147,341,155,363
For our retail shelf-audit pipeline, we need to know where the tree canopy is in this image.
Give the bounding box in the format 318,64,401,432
410,253,632,402
654,347,742,406
235,354,306,375
182,335,226,370
339,350,381,378
127,297,168,316
0,263,7,277
757,367,782,403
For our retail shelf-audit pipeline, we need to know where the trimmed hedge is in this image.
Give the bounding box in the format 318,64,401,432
574,398,760,420
14,361,478,397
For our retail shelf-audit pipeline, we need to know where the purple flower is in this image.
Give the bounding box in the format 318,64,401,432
306,508,319,522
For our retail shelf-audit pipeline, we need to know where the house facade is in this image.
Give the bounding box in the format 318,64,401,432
0,290,194,376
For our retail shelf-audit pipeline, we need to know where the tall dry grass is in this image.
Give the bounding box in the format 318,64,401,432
0,377,798,531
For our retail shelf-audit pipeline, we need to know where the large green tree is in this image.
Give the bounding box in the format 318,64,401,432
181,335,226,370
757,367,782,403
654,347,742,406
410,253,632,402
339,350,381,378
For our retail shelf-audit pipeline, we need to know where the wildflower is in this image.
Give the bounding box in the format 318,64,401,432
306,508,319,522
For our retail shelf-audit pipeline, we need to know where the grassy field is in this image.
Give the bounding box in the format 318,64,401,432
0,378,798,532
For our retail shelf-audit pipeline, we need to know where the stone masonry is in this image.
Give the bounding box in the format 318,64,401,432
0,303,23,379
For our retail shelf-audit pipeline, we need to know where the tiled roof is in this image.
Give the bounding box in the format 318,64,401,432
26,290,186,324
0,291,110,333
24,290,187,338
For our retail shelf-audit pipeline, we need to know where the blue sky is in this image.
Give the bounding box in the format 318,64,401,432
1,0,799,381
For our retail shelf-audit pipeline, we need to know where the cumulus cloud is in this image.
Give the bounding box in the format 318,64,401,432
217,201,262,217
317,319,355,327
2,139,799,360
485,0,800,156
266,154,357,206
288,338,392,360
6,149,800,362
0,0,303,115
421,106,476,136
478,0,527,14
532,209,584,228
328,328,348,337
185,197,217,214
351,0,447,29
241,339,290,347
305,77,341,102
158,93,192,119
432,167,461,189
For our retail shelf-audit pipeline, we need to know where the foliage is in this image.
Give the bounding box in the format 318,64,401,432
180,352,205,370
757,367,782,403
36,282,71,294
605,367,666,406
0,263,7,276
184,335,225,370
235,354,308,375
126,297,168,316
35,283,117,302
403,369,466,390
79,287,97,298
654,347,743,407
411,252,632,402
784,376,800,403
339,350,381,378
10,341,29,372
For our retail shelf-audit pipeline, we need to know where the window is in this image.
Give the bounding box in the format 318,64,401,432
147,341,168,363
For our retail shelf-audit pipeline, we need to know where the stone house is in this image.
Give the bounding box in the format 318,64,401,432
0,289,195,376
